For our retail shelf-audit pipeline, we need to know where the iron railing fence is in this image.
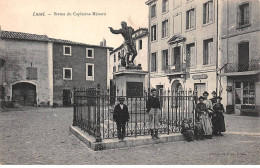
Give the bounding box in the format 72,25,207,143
73,84,198,142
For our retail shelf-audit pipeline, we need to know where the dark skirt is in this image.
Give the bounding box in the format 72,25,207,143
212,113,226,132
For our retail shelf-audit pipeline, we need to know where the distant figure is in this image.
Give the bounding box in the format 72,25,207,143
210,91,217,105
212,96,226,136
113,96,130,142
109,21,137,67
146,88,161,140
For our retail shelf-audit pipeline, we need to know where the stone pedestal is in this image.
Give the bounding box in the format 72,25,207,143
113,68,148,97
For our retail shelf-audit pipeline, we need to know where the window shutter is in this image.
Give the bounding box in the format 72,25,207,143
209,1,214,22
209,40,213,64
26,67,37,80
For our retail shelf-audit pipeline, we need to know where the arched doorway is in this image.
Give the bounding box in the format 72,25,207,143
171,80,182,92
12,82,36,106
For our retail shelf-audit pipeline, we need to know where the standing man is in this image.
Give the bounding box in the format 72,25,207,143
108,21,137,66
146,88,161,139
113,97,130,142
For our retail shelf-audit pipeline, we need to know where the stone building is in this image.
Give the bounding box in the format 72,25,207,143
145,0,220,97
219,0,260,116
0,30,52,106
0,29,113,107
51,38,112,106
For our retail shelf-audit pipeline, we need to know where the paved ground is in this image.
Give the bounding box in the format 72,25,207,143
0,107,259,165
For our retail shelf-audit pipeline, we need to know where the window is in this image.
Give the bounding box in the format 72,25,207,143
63,46,71,56
203,1,214,24
122,49,124,58
186,43,195,68
151,52,157,72
162,50,169,71
114,54,116,62
173,0,182,9
173,47,181,65
26,67,37,80
186,8,195,30
162,19,169,38
173,14,182,34
203,38,214,65
151,25,157,41
238,3,250,27
139,40,142,50
113,66,116,72
151,4,156,18
238,42,249,72
162,0,169,13
86,48,94,58
86,63,94,81
63,68,72,80
118,52,121,60
235,82,255,105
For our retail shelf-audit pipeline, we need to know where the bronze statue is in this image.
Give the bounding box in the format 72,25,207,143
109,21,137,67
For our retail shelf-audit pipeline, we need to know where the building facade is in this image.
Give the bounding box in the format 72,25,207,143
0,29,112,107
146,0,219,98
0,30,52,106
219,0,260,115
109,28,149,89
51,38,112,106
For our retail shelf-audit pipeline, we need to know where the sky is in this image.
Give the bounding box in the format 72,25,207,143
0,0,148,48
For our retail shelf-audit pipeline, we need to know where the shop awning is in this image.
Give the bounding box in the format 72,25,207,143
220,70,260,76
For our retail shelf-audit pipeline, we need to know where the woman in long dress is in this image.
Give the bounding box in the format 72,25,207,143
212,96,226,136
195,96,213,139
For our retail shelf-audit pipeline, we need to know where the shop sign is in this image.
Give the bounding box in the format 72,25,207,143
192,74,208,80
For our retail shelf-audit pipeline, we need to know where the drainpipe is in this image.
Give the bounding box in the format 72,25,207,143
216,0,219,95
147,4,151,93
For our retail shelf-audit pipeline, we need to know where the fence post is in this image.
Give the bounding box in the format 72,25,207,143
72,87,77,126
95,83,102,142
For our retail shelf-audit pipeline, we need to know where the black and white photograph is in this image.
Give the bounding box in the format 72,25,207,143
0,0,259,165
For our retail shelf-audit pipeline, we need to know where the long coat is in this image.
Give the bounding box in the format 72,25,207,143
212,103,226,132
113,104,130,123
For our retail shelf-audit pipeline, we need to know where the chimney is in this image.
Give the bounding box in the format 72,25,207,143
103,38,106,47
100,41,103,46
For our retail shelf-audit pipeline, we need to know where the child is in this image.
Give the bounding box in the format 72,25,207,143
113,97,130,142
181,119,194,142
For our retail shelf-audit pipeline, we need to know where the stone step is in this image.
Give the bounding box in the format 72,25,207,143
70,125,184,151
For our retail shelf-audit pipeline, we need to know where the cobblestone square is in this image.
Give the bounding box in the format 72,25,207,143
0,107,259,165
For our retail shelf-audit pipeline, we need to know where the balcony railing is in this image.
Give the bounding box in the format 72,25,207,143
163,64,186,74
224,60,259,73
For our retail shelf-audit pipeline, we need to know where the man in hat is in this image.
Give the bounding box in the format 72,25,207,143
212,96,226,136
113,96,130,142
210,91,217,105
146,88,161,139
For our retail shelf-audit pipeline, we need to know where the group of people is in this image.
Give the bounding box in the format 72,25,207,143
112,89,226,142
193,91,226,140
113,88,161,142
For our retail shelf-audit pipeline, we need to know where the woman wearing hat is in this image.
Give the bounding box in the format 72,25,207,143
212,96,226,136
210,91,217,105
113,96,130,142
195,96,213,139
